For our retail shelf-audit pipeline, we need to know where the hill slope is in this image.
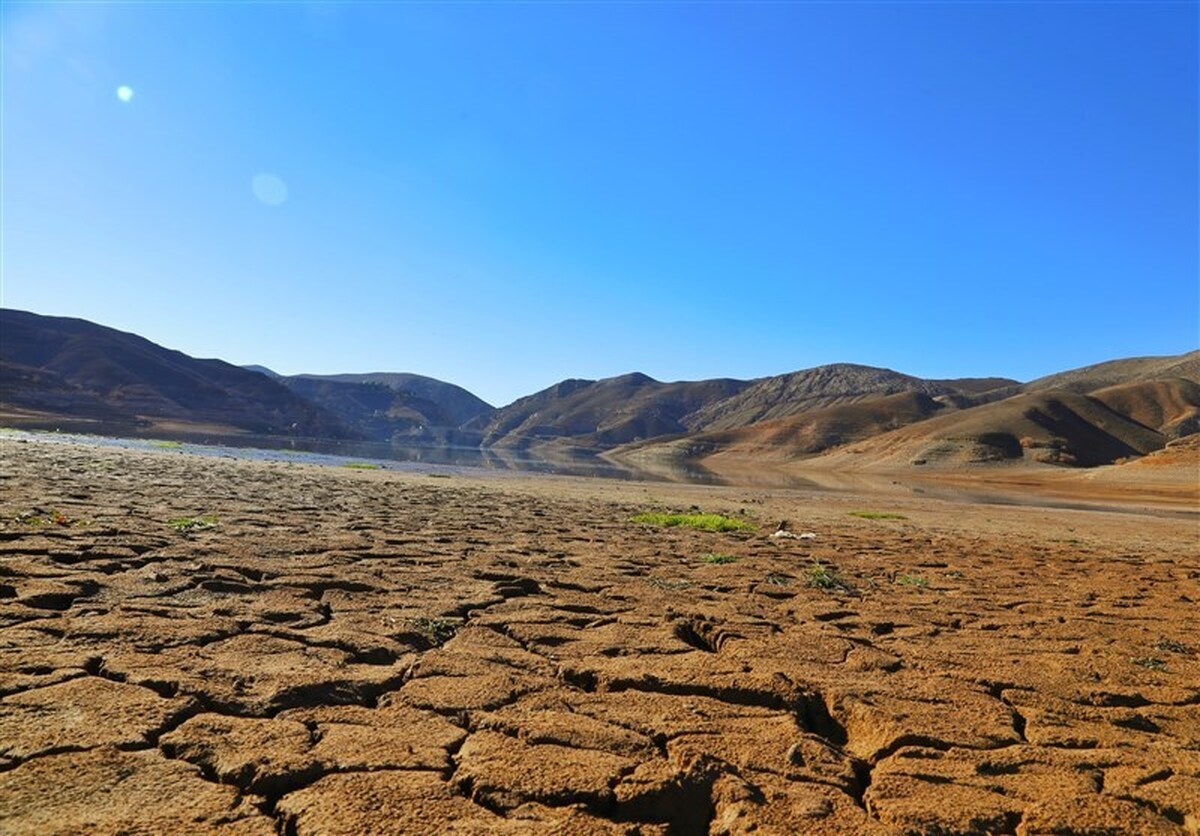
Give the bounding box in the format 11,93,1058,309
1023,351,1200,394
612,391,948,470
614,352,1200,473
468,373,750,450
274,375,489,443
0,309,351,438
473,365,1019,452
685,364,1016,431
289,372,493,427
804,388,1188,470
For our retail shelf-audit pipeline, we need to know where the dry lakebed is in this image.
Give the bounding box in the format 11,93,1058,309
0,436,1197,834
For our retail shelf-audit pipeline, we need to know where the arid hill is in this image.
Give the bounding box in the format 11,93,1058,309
465,372,749,450
469,366,1019,452
266,374,494,444
806,390,1172,469
684,364,1016,431
613,391,946,469
1022,350,1200,394
4,309,1196,475
287,373,494,428
0,309,350,438
610,351,1200,475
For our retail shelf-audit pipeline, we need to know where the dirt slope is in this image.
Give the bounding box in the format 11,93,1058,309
1023,351,1200,394
275,377,484,444
289,372,494,427
0,309,350,438
802,390,1171,470
1089,378,1200,438
621,354,1200,474
469,373,749,450
685,365,1014,432
612,392,947,469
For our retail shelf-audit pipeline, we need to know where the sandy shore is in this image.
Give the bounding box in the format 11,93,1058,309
0,436,1197,834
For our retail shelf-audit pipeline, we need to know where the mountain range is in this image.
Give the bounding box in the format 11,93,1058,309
2,308,1197,477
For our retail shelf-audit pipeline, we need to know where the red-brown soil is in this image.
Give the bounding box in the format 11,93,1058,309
0,437,1197,834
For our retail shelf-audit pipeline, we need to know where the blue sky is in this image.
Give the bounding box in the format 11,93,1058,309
2,1,1196,407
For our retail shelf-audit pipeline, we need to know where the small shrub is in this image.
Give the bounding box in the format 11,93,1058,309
896,574,928,588
408,616,459,647
16,509,78,527
631,512,755,532
1155,638,1192,655
1132,656,1167,671
699,553,738,565
647,577,692,591
805,561,849,591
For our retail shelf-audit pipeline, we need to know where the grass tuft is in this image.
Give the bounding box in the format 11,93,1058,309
848,511,908,520
150,440,183,449
647,577,692,591
1132,656,1167,671
168,514,218,532
343,462,382,470
895,573,928,588
1155,638,1192,655
631,512,755,532
804,561,850,591
408,616,459,647
16,509,82,527
699,553,739,565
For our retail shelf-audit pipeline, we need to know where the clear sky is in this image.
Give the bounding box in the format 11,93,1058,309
2,1,1197,407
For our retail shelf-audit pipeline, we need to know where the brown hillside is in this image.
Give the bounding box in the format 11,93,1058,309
1023,350,1200,394
686,364,1014,431
613,391,946,469
802,390,1169,470
469,373,749,450
1088,377,1200,437
0,309,352,438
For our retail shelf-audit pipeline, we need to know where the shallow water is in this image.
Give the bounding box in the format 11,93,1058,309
4,428,1190,518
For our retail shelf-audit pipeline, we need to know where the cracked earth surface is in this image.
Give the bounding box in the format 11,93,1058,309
0,437,1197,834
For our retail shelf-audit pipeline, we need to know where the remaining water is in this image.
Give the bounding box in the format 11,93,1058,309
4,427,1190,518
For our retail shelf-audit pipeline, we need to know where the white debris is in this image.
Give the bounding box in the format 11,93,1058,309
770,530,817,540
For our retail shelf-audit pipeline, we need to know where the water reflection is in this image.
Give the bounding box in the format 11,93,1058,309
5,425,1192,519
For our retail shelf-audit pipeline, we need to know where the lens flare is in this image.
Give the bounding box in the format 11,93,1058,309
251,173,288,206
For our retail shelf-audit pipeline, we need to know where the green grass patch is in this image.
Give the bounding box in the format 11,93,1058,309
895,573,928,588
408,616,459,647
631,512,755,532
168,514,218,532
848,510,908,520
16,509,82,527
804,561,850,591
699,553,739,565
150,440,183,449
343,462,382,470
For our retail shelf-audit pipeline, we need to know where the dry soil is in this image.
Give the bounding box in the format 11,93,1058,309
0,437,1197,834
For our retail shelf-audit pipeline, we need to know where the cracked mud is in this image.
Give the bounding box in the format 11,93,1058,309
0,437,1197,834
